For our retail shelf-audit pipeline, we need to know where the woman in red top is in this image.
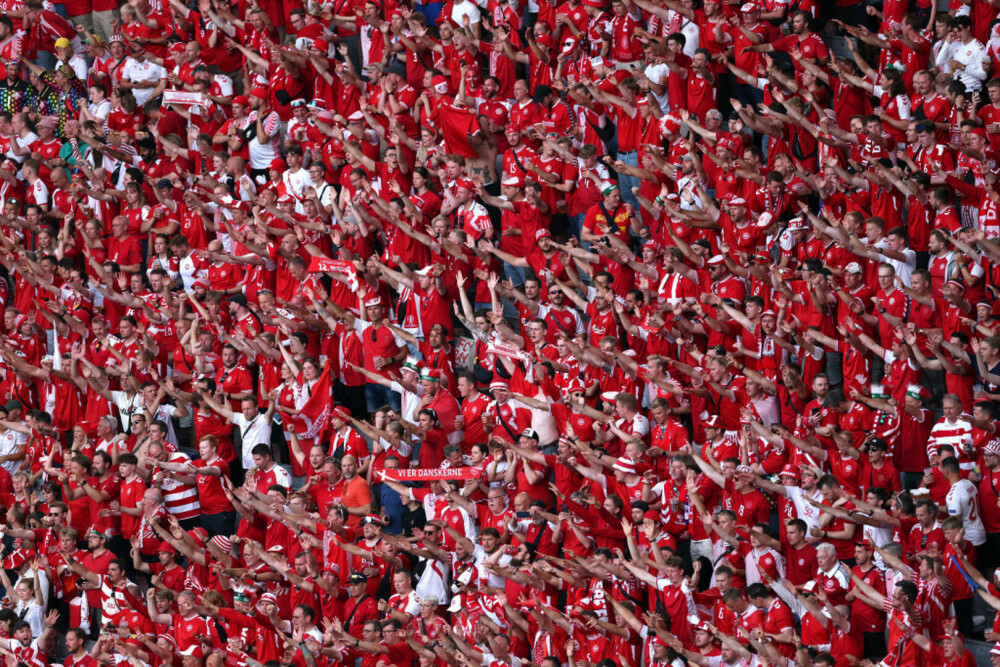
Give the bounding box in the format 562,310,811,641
118,183,149,241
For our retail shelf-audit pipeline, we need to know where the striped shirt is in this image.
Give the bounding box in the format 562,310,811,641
155,452,200,521
928,416,974,467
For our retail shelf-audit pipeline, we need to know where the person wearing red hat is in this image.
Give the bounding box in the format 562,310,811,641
131,539,185,592
539,381,595,448
848,539,887,656
482,381,532,444
636,509,678,556
327,406,370,463
446,176,494,243
576,454,643,506
496,27,555,91
242,88,281,182
213,96,253,162
499,119,536,190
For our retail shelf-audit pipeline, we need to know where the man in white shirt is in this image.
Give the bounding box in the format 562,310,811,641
279,145,311,213
247,91,281,178
874,227,917,287
7,112,37,164
0,402,27,475
935,15,988,92
199,392,275,478
22,159,48,212
928,393,975,470
120,43,166,106
943,456,986,547
139,381,187,449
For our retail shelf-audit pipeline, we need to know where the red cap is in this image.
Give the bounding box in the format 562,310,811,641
187,527,209,545
2,549,30,570
432,75,450,94
779,464,800,479
269,158,286,172
535,34,554,49
455,177,476,192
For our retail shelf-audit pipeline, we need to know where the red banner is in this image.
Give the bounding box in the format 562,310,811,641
308,257,358,291
308,257,353,273
377,468,482,481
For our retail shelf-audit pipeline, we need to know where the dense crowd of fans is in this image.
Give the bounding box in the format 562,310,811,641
1,0,1000,665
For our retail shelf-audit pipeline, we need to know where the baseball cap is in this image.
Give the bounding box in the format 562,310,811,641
778,464,800,479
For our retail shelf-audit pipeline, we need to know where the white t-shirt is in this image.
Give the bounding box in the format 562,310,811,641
148,402,180,448
66,53,87,81
232,413,272,469
112,390,143,433
121,58,165,106
88,99,111,121
8,131,37,164
786,486,824,535
0,428,26,474
27,179,48,208
945,478,986,546
11,600,43,637
876,247,917,287
177,252,208,292
644,62,670,113
451,0,481,26
248,111,281,171
281,168,312,212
